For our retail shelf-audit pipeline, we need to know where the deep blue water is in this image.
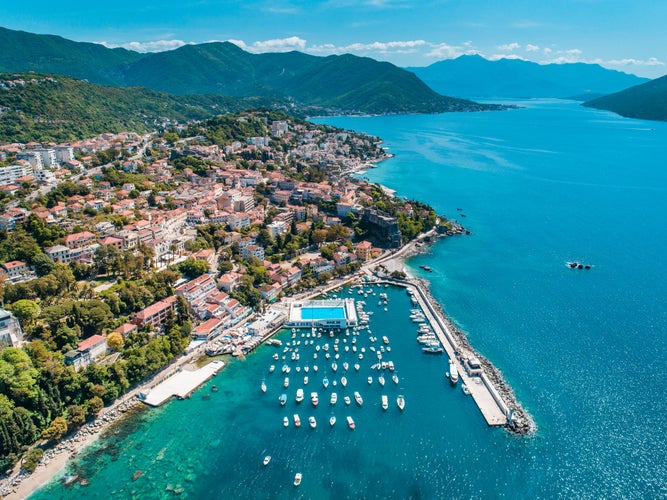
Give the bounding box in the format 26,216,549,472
34,100,667,498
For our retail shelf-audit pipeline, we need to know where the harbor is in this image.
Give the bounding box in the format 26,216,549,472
139,361,225,407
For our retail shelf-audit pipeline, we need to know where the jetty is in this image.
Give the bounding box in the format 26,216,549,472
139,360,224,407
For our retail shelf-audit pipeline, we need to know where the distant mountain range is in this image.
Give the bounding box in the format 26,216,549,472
0,27,502,116
583,74,667,121
408,55,649,99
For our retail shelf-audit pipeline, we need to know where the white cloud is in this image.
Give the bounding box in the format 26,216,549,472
230,36,307,53
425,42,478,60
488,54,526,61
98,39,189,52
497,42,520,51
309,39,428,56
593,57,665,67
525,44,540,52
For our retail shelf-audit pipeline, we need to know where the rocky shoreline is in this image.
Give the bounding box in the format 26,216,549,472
0,397,142,498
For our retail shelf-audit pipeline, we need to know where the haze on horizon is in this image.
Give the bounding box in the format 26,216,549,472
1,0,665,79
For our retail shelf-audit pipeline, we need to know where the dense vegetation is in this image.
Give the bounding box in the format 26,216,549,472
583,74,667,121
0,73,278,142
0,27,505,115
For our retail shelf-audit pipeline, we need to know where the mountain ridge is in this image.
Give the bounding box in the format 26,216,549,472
583,74,667,121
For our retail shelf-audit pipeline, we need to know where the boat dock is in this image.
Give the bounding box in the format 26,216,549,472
377,279,508,426
140,360,225,407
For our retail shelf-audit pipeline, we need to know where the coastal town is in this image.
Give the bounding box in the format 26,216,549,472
0,108,534,497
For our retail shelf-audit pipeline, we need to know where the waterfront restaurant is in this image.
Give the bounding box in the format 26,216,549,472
287,298,358,329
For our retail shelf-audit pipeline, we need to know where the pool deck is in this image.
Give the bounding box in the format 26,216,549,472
141,360,225,407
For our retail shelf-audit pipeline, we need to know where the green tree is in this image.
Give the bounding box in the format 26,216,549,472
106,332,124,352
21,448,44,472
177,258,209,279
9,299,40,327
32,253,56,277
41,416,68,440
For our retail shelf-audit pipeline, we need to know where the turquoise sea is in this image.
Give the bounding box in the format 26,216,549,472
34,100,667,498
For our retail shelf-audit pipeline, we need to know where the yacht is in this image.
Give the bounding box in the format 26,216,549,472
397,394,405,411
284,377,289,388
263,455,271,466
347,416,355,430
294,473,302,486
261,380,267,393
381,395,389,410
330,392,338,405
330,415,336,426
309,416,316,429
449,359,459,385
311,392,319,407
354,391,363,406
296,388,304,403
294,414,301,427
382,336,389,344
323,376,329,389
378,375,385,386
283,416,289,427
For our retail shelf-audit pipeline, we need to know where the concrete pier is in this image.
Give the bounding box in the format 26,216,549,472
379,279,508,426
140,360,224,407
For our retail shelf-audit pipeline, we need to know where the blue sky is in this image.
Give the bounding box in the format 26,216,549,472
2,0,665,78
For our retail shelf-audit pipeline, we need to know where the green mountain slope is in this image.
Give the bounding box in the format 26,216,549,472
0,27,503,115
583,74,667,121
0,27,141,85
408,55,649,99
0,73,274,142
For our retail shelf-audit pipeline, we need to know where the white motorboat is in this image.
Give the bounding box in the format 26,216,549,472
294,414,301,427
343,362,349,371
261,380,267,393
263,455,271,466
449,360,459,385
323,376,329,389
392,374,399,385
296,388,304,403
367,376,373,385
354,363,360,371
309,416,316,429
313,365,318,372
283,416,289,427
341,376,347,387
344,395,351,405
311,392,319,407
284,377,289,388
381,395,389,410
332,362,338,372
330,415,336,426
330,392,337,405
304,376,309,385
269,365,275,373
397,394,405,411
354,391,363,406
347,416,355,430
378,375,385,386
304,366,309,373
294,473,302,486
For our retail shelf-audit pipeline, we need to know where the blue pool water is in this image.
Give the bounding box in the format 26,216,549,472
300,307,347,320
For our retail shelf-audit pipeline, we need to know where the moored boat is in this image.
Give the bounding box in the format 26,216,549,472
283,416,289,427
296,388,304,403
309,416,316,429
311,392,319,407
382,394,388,410
347,416,355,429
294,473,302,486
392,374,399,385
323,376,329,389
344,395,351,406
341,376,347,387
378,374,385,386
449,359,459,385
294,414,301,427
284,377,289,388
330,392,337,405
263,455,271,466
397,394,405,411
354,391,363,406
261,380,267,393
279,394,287,406
330,415,336,426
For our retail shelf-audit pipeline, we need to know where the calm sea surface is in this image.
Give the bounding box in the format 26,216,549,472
34,100,667,498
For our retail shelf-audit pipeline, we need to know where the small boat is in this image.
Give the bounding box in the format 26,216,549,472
273,353,279,360
367,376,373,385
284,377,289,388
354,363,360,371
343,362,349,371
309,416,316,429
294,473,302,486
279,394,287,406
304,376,309,385
332,362,338,372
304,366,309,373
313,365,318,372
283,416,289,427
392,374,399,385
397,394,405,411
330,415,336,426
325,353,330,359
311,392,319,407
263,455,271,466
261,380,267,393
323,376,329,389
341,376,347,387
296,388,304,403
294,414,301,427
330,392,337,405
382,395,389,410
344,395,351,406
462,384,471,396
388,361,395,371
449,360,459,385
354,391,363,406
378,375,385,386
347,416,355,430
269,365,275,373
